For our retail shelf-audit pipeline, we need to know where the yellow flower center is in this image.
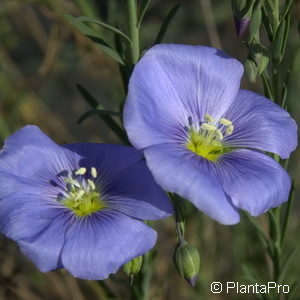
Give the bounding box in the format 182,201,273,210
186,114,234,162
61,167,106,217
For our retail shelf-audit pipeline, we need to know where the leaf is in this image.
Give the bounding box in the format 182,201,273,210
76,84,127,142
76,16,131,44
261,73,273,100
77,108,120,124
261,5,273,41
281,0,294,22
64,14,124,65
249,6,262,40
153,4,180,45
138,0,151,29
272,19,286,63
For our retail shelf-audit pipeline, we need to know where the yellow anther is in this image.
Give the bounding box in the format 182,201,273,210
91,167,97,178
75,167,87,175
87,179,96,190
220,118,232,126
201,123,217,132
226,125,234,135
204,114,214,123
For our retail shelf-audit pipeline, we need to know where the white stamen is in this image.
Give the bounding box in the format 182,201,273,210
204,114,214,123
91,167,97,178
75,167,87,175
87,179,96,190
216,129,224,140
201,123,217,132
226,125,234,135
220,118,232,126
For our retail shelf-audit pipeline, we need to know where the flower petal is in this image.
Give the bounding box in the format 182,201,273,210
124,44,244,149
0,192,66,241
0,125,81,192
211,149,291,216
224,90,298,159
61,211,157,280
18,212,72,272
143,144,240,225
105,160,173,220
63,143,143,178
64,143,173,220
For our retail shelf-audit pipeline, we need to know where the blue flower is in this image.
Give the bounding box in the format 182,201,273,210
124,44,297,225
0,125,172,279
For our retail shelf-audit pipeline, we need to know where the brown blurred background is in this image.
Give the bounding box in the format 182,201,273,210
0,0,300,299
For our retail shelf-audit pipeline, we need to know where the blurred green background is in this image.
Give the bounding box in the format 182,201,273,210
0,0,300,299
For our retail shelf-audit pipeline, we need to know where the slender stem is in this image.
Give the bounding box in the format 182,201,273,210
127,0,140,65
269,208,282,282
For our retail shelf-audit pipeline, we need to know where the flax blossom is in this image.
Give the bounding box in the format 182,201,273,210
0,126,172,279
124,44,297,225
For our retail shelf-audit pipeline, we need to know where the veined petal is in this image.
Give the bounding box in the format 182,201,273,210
0,192,67,242
124,44,244,149
61,211,157,280
143,144,240,225
63,143,143,179
19,212,73,272
211,149,291,216
224,90,298,159
0,125,81,190
105,160,173,220
64,143,173,220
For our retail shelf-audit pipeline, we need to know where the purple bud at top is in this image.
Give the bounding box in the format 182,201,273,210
234,15,250,37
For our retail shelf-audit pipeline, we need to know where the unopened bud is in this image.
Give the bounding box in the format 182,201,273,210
123,256,143,284
231,0,253,37
234,16,250,37
173,241,200,287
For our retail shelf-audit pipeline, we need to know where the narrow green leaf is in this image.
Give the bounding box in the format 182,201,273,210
153,4,180,45
261,5,273,41
249,6,262,40
280,13,290,62
76,16,131,43
138,0,151,29
64,14,124,65
76,84,126,142
77,108,120,124
280,0,294,22
76,83,98,107
272,19,286,63
261,72,274,100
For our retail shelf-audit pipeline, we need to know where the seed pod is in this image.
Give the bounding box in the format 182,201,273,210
251,44,269,75
123,256,143,284
244,58,257,82
173,241,200,287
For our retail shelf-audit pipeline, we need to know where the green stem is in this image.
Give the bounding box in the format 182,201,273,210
127,0,140,65
269,208,282,282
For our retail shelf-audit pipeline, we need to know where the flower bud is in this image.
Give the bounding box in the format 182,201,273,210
123,256,143,284
173,241,200,287
231,0,253,37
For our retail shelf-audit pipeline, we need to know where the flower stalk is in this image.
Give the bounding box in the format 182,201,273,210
127,0,140,65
